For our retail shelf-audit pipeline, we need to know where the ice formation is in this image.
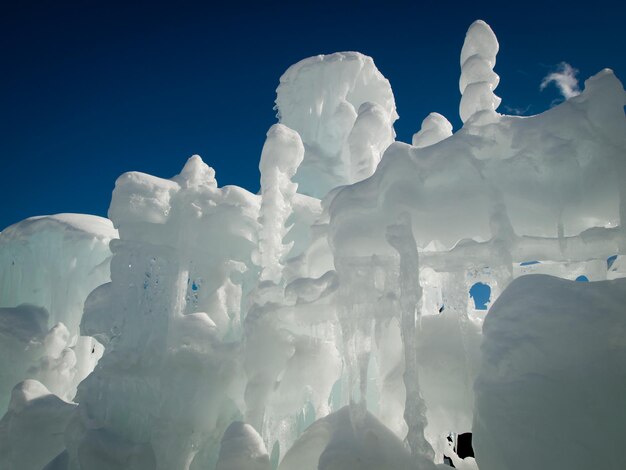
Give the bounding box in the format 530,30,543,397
1,19,625,470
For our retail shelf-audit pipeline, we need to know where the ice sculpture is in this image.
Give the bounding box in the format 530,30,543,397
0,18,625,470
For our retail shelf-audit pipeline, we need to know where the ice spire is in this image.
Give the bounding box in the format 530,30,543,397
459,20,501,123
256,124,304,283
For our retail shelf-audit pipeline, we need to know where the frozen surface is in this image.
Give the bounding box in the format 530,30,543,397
0,18,625,470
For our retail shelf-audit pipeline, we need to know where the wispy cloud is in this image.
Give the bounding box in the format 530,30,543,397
504,104,532,116
540,62,580,99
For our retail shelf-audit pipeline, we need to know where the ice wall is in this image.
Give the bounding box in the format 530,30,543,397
0,214,116,334
0,18,625,470
0,215,114,410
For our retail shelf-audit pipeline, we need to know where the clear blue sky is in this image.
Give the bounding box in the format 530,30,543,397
2,0,624,230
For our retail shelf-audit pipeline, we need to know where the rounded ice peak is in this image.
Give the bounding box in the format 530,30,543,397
412,112,453,148
174,155,217,189
260,124,304,178
460,20,499,67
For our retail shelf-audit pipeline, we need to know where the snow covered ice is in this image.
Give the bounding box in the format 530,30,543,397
1,19,626,470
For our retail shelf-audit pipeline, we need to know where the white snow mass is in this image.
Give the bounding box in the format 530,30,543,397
0,19,625,470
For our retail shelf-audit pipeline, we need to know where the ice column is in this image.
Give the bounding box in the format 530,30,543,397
459,20,501,123
385,213,434,461
257,124,304,284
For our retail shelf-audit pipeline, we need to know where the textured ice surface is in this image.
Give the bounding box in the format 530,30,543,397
1,18,625,470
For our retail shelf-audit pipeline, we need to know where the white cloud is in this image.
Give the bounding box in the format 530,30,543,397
540,62,581,99
504,104,532,115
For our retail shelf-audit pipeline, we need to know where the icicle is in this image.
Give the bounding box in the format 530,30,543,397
386,212,434,461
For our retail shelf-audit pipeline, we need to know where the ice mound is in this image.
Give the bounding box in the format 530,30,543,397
0,18,625,470
474,275,626,470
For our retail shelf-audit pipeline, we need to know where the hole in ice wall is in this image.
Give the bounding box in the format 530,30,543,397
575,275,589,282
443,432,475,467
456,432,474,459
607,255,617,270
469,282,490,310
520,260,540,266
